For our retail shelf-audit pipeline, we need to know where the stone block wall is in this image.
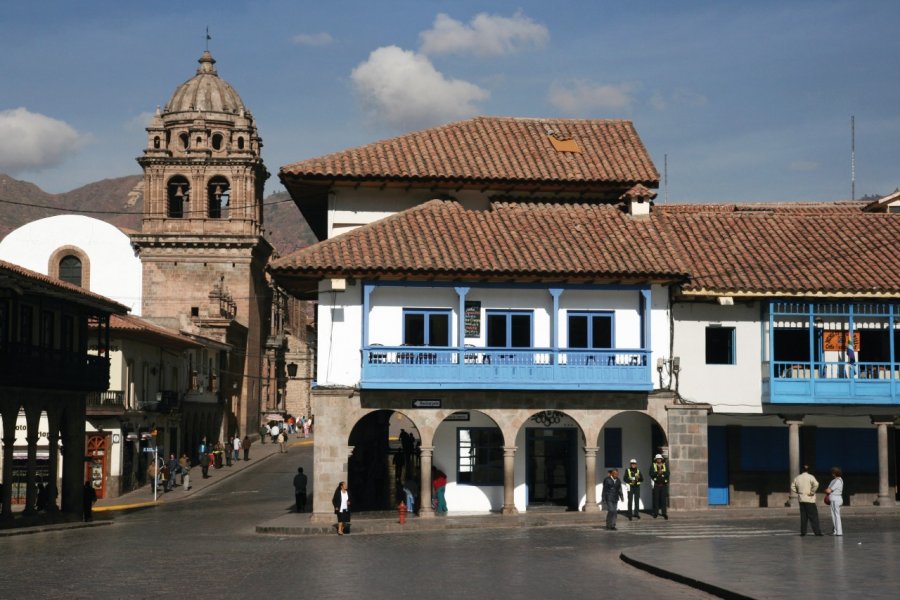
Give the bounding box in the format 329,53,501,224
667,404,710,510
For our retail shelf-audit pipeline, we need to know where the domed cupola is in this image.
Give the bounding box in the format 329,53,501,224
165,51,246,115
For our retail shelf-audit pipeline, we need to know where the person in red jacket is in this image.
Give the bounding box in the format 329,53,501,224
432,467,448,513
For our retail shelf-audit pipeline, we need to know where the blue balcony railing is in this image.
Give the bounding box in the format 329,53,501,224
360,346,652,390
770,360,899,404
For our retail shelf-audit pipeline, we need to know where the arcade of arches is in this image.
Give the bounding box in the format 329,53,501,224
310,390,708,522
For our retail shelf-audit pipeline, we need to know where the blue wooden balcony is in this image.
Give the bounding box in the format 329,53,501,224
770,360,899,404
360,346,652,391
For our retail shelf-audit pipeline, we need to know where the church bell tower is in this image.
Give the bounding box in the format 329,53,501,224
131,50,272,439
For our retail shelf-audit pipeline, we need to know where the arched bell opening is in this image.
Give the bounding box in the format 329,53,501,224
207,176,230,219
167,175,190,218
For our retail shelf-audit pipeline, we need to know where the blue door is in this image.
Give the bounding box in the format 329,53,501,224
708,426,729,505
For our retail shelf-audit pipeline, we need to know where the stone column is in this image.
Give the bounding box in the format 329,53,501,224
0,400,18,521
418,445,435,519
46,404,62,511
785,418,803,507
502,446,518,515
666,404,711,510
60,400,87,516
583,446,600,513
873,419,896,507
23,404,42,515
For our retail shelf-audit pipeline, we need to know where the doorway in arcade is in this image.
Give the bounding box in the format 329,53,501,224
527,428,579,510
348,410,420,511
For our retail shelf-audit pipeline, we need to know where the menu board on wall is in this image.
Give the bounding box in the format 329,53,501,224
823,331,861,352
464,301,481,338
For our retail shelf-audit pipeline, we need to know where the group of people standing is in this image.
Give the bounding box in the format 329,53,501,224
791,464,844,536
601,454,670,531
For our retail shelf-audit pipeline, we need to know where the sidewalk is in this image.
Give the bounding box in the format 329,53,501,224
0,433,312,536
95,435,312,513
256,503,900,537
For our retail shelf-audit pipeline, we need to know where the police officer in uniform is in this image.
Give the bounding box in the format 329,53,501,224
623,458,643,520
650,453,669,519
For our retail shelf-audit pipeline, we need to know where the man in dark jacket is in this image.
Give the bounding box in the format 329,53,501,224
601,468,624,530
293,467,308,512
83,481,97,522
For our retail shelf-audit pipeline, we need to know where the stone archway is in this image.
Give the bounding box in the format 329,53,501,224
347,409,422,512
598,411,668,516
515,410,587,512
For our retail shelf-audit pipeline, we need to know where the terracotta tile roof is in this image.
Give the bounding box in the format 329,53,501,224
0,259,129,313
270,200,900,297
656,209,900,296
270,200,688,282
100,314,201,350
279,117,659,187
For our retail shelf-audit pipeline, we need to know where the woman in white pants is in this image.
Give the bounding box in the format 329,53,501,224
825,466,843,536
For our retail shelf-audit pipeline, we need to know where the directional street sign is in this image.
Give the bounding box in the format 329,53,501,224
412,399,441,408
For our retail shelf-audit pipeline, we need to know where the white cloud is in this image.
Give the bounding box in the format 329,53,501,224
789,160,820,172
419,11,549,57
351,46,489,130
292,32,334,47
0,107,84,174
125,111,155,132
548,81,636,115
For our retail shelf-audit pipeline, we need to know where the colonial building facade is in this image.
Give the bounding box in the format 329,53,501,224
271,117,899,520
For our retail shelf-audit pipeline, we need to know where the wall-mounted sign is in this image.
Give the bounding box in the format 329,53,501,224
412,399,441,409
464,301,481,338
445,411,470,422
823,331,861,352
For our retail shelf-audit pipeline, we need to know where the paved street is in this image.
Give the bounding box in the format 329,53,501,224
0,441,705,600
2,441,899,599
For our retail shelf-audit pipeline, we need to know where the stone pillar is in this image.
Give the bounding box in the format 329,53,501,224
0,400,18,521
501,446,518,515
23,404,42,515
418,446,435,519
60,401,87,516
665,404,711,510
873,419,896,507
308,389,353,524
583,446,600,513
45,404,62,511
785,418,803,507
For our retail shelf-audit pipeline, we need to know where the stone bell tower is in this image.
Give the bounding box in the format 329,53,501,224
131,50,272,440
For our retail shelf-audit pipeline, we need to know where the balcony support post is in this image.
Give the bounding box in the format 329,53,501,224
549,289,562,366
502,446,518,515
46,403,62,511
872,418,896,506
583,446,600,512
418,445,435,518
784,417,803,507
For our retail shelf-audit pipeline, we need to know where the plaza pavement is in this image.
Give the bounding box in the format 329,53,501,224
5,436,900,599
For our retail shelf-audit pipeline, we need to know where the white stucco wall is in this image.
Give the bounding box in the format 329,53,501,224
0,215,142,314
673,300,763,413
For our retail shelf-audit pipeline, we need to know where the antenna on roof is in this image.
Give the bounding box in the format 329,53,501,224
850,115,856,201
664,153,669,205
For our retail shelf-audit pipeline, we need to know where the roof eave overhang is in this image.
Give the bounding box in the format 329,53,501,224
677,288,900,300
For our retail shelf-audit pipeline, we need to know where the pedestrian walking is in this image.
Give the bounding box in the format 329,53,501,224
650,454,669,519
432,467,447,513
601,468,624,530
791,464,823,536
259,424,268,444
225,437,234,467
166,453,179,491
302,416,311,438
332,481,351,535
233,435,242,463
277,431,287,453
83,481,97,522
293,467,308,512
242,435,251,461
623,458,643,520
824,466,844,536
200,450,210,479
179,453,192,490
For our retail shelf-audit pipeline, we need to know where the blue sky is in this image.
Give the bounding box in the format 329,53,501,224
1,0,898,202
